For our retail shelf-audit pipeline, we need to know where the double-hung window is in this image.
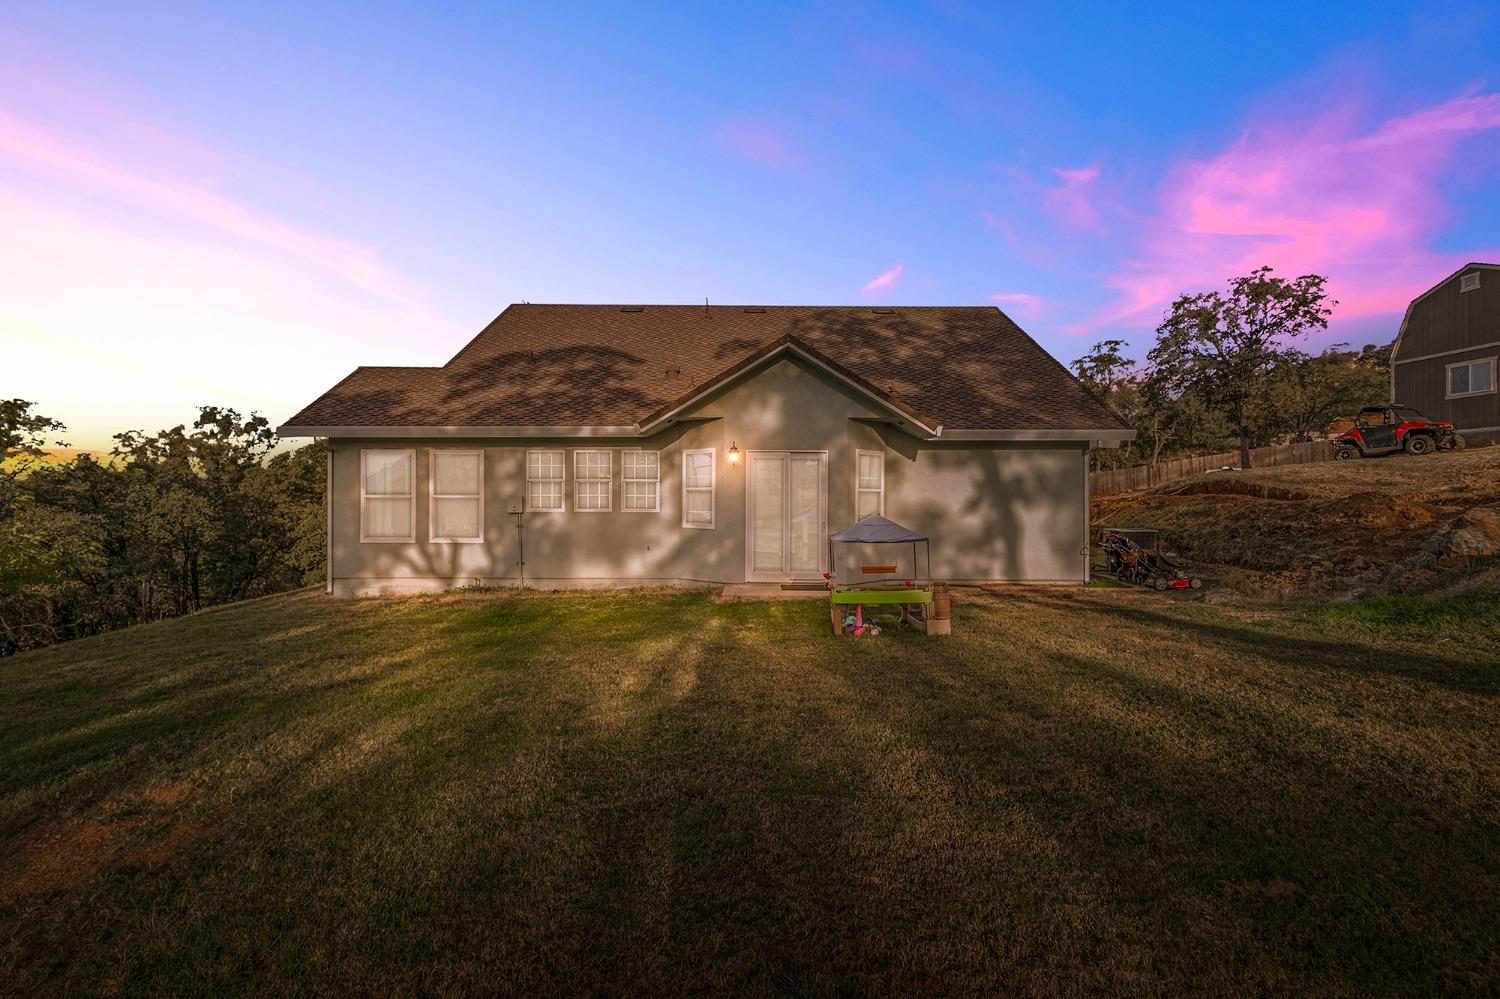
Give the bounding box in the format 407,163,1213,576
430,450,483,542
361,449,415,542
855,450,884,519
622,450,660,512
574,450,612,512
526,450,565,512
682,448,715,528
1447,357,1496,399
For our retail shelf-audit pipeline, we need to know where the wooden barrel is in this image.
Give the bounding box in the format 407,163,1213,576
931,584,951,620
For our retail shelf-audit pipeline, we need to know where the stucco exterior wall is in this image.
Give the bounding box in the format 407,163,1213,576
327,358,1090,595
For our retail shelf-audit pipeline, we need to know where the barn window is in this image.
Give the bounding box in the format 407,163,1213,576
1460,272,1481,293
1447,357,1496,399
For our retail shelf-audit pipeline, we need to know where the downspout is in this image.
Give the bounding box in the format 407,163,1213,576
325,445,334,595
1082,442,1092,582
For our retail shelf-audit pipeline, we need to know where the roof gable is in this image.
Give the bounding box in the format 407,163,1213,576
639,336,939,436
281,304,1129,436
1391,263,1500,363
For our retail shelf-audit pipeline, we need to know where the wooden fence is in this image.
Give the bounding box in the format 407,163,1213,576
1090,440,1331,496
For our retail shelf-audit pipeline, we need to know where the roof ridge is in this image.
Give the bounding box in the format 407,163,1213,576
282,304,1129,434
507,303,998,310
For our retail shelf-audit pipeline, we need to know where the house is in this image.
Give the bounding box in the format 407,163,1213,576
279,305,1133,596
1392,263,1500,445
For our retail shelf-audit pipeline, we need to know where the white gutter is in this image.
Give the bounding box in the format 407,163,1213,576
280,423,1134,443
1391,339,1500,366
325,449,333,595
278,424,643,439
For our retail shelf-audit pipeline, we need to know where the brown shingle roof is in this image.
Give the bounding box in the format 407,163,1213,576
282,304,1128,432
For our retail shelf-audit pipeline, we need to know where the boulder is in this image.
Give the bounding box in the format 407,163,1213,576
1427,507,1500,559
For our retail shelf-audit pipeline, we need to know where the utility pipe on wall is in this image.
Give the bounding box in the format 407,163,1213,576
325,446,334,595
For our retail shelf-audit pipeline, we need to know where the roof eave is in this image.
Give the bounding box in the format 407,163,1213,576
275,424,644,439
276,424,1137,442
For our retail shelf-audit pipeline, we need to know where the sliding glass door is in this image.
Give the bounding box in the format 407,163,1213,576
746,451,826,582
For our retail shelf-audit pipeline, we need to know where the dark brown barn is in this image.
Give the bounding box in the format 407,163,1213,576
1391,263,1500,445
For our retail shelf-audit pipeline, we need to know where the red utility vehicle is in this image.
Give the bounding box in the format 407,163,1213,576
1333,406,1463,460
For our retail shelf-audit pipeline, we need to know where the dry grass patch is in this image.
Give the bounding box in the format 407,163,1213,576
1095,446,1500,598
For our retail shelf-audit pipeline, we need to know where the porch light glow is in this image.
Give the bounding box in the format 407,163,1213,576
727,442,740,463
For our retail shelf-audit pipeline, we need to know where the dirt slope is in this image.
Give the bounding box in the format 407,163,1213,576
1094,446,1500,600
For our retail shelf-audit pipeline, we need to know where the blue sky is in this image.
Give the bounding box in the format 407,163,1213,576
2,1,1498,448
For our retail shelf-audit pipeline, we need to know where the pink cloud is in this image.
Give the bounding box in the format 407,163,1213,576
712,118,804,171
988,292,1045,317
1042,164,1104,231
1089,92,1500,332
0,33,463,450
0,104,428,311
862,263,905,296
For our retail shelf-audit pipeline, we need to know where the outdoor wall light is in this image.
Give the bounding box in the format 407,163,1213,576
727,442,741,464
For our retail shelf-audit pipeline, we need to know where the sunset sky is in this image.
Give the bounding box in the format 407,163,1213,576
3,2,1499,450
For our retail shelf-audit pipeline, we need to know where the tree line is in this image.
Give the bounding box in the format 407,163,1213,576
1,402,325,656
1071,266,1392,471
0,265,1390,654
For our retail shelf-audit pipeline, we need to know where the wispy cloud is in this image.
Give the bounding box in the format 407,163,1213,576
1087,92,1500,332
989,292,1045,317
0,106,428,310
711,117,804,171
1042,164,1103,231
0,34,459,449
861,263,905,296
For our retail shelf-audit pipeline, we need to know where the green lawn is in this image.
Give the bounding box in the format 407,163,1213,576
2,586,1497,995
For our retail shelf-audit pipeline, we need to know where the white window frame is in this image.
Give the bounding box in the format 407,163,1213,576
573,449,613,513
855,449,885,519
1460,272,1481,293
1446,356,1497,400
622,449,660,513
682,448,716,529
526,449,566,513
428,449,484,543
360,448,416,543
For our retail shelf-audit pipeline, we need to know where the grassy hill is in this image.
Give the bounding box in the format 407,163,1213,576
1095,446,1500,600
2,585,1497,994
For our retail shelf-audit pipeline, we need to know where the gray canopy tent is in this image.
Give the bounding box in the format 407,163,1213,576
827,514,931,587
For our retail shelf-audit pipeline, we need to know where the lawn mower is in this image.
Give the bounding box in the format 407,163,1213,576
1096,528,1202,590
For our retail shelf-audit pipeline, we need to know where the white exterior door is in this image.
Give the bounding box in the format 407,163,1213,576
746,451,827,582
